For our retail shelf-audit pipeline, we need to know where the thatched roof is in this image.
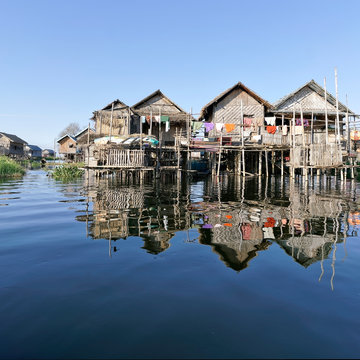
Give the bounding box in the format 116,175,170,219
273,79,354,114
132,90,193,122
199,81,273,120
0,132,27,144
91,99,130,121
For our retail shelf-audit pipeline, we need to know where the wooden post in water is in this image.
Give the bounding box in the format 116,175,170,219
258,151,262,177
265,150,269,178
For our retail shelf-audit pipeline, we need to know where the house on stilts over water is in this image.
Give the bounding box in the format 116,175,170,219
87,90,192,173
272,79,356,177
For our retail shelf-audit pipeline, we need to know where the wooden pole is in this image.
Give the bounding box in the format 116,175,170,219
346,94,350,153
217,129,222,177
258,151,262,177
140,115,143,149
109,102,114,141
99,112,103,135
87,122,90,167
150,109,153,135
335,67,340,144
241,99,245,176
311,111,314,145
265,150,269,178
324,77,329,145
281,150,284,178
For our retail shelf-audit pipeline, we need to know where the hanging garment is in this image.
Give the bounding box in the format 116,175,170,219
303,119,309,127
264,217,276,228
215,123,224,132
262,227,275,239
146,116,151,124
192,121,203,132
243,130,251,137
265,117,276,126
295,126,303,135
296,118,302,126
224,123,235,133
243,117,252,128
267,126,277,134
140,116,146,123
351,130,360,141
241,224,252,240
202,224,213,229
252,134,261,142
154,116,160,123
204,122,214,132
165,120,170,132
161,115,169,123
282,125,288,135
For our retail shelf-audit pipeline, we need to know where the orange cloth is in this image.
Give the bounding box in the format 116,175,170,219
225,215,232,219
224,124,235,133
267,126,276,134
264,217,276,228
224,223,233,227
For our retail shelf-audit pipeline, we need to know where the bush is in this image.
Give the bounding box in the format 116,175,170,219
51,164,84,181
0,156,26,178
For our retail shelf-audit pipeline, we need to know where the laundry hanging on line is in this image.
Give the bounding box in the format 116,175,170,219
294,126,303,135
154,116,160,123
267,126,277,134
140,116,146,123
243,117,253,128
160,115,169,123
204,122,214,132
282,125,288,135
215,123,224,132
265,117,276,126
224,124,235,133
192,121,203,132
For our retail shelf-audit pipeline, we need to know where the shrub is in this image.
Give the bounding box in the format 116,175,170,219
0,156,26,178
51,164,84,181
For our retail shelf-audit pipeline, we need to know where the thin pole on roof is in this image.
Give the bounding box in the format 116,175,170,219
324,78,329,145
335,68,340,144
109,102,114,142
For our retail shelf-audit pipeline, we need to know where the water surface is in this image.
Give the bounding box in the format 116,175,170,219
0,170,359,359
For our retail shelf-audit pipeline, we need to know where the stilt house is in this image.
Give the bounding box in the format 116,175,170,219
199,82,273,144
91,100,135,137
132,90,192,146
0,132,27,158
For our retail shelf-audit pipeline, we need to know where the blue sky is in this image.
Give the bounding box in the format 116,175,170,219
0,0,359,149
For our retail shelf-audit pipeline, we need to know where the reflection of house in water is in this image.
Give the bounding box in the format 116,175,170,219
79,181,190,254
76,176,352,281
276,235,335,268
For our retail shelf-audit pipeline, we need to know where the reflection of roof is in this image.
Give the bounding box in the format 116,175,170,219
0,132,27,144
276,235,335,268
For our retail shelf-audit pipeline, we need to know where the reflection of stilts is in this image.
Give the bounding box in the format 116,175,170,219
319,216,327,282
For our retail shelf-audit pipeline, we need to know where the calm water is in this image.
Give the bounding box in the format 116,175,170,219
1,170,360,359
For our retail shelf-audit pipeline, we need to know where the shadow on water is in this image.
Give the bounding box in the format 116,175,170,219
75,172,360,287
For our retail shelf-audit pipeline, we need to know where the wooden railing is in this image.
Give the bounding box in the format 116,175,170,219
100,149,145,167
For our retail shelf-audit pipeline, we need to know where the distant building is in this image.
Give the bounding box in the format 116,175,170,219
0,132,27,158
57,127,95,161
25,145,42,159
42,149,55,158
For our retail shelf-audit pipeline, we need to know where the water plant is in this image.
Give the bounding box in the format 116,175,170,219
50,164,84,181
0,156,26,178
